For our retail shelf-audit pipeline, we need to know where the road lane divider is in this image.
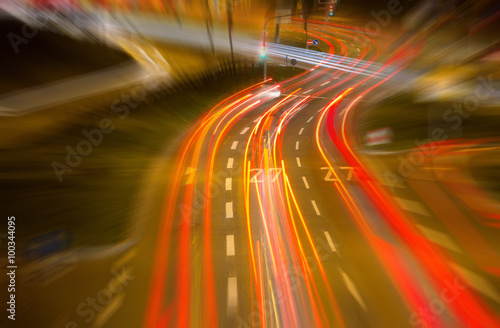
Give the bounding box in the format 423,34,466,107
302,176,310,189
226,235,235,256
311,200,321,216
226,202,234,219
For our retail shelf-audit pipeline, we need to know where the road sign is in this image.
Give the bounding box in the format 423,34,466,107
25,229,71,260
307,39,313,46
275,9,292,24
291,59,297,66
313,39,319,46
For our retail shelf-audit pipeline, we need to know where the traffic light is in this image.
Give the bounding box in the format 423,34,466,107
329,4,335,17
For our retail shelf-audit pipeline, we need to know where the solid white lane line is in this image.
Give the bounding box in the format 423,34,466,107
311,200,321,215
302,176,310,189
226,202,233,218
339,269,368,312
240,127,250,135
226,235,235,256
295,141,299,150
416,224,462,254
393,197,431,217
324,231,337,252
227,277,238,311
307,116,314,123
320,81,331,86
225,178,232,191
227,158,234,169
303,89,313,94
231,141,239,150
299,128,304,135
296,157,302,167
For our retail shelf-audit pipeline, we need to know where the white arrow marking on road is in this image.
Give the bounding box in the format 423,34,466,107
185,167,197,185
92,293,125,328
339,269,368,312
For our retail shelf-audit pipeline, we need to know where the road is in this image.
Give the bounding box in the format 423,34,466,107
7,15,500,328
100,20,499,328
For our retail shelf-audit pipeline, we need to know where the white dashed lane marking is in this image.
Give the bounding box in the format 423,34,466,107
324,231,337,252
240,127,250,135
295,141,299,150
226,202,234,218
227,158,234,169
302,176,310,189
231,141,239,150
225,178,232,191
226,235,235,256
227,277,238,312
307,116,314,123
303,89,313,94
320,81,331,86
311,200,321,215
299,128,304,135
296,157,302,167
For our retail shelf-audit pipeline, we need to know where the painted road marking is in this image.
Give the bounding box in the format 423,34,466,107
112,248,138,269
225,178,232,191
302,176,310,189
296,157,302,167
231,141,239,150
303,89,313,94
311,200,321,215
92,293,125,328
227,158,234,169
320,81,331,86
227,277,238,312
307,116,314,123
299,128,304,135
226,235,235,256
393,197,431,217
324,231,337,252
295,141,299,150
226,202,234,218
416,224,462,254
240,127,250,135
339,269,368,311
450,263,500,303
